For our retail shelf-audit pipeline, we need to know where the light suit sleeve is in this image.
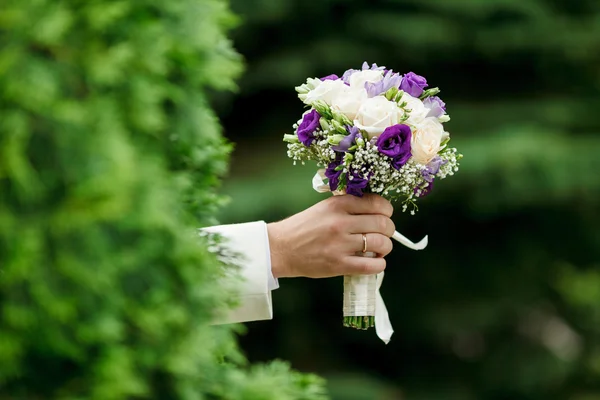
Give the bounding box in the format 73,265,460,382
202,221,279,325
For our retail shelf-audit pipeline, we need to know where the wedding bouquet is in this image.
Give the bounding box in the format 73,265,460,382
283,62,462,343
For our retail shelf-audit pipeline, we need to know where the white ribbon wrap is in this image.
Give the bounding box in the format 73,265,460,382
312,169,428,344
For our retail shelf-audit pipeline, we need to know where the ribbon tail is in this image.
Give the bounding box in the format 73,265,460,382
392,230,428,250
312,169,332,193
374,272,393,344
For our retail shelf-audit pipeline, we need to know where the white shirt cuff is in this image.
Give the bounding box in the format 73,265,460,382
262,221,280,291
202,220,275,324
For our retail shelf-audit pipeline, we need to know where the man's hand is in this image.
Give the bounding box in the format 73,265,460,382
267,194,395,278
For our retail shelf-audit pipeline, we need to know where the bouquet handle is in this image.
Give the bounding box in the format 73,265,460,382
342,255,394,344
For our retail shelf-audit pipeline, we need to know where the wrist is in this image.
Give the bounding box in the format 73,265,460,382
267,221,288,278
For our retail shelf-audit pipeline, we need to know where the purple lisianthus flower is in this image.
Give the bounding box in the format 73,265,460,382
399,72,428,97
320,74,339,81
376,124,412,169
325,154,343,191
423,96,446,118
346,170,369,197
297,109,321,146
332,126,360,152
365,70,402,97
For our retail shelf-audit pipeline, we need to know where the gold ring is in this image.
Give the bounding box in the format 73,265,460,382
362,233,368,253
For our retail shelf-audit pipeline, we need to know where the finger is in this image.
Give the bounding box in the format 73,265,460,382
343,255,387,275
348,233,393,257
335,194,393,217
346,214,395,237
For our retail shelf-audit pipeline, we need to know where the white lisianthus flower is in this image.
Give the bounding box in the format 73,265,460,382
303,79,348,106
410,117,448,165
349,69,384,90
353,96,403,138
331,87,368,120
401,92,429,126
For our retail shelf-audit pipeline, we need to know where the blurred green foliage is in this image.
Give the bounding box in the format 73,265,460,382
212,0,600,399
0,0,327,398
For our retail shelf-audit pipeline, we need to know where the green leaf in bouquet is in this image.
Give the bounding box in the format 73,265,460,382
319,117,331,131
312,101,334,119
332,110,352,126
338,172,348,190
439,136,451,149
385,86,400,101
283,133,299,143
420,87,441,99
327,134,347,145
392,89,406,104
356,132,369,146
330,119,349,134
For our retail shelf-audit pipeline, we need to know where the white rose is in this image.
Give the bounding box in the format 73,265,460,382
401,93,429,126
410,117,447,165
330,87,368,120
348,69,384,90
353,96,402,138
303,79,348,106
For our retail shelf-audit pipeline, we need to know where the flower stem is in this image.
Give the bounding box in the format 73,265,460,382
343,316,374,330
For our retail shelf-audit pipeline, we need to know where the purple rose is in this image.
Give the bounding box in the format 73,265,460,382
376,124,412,169
400,72,428,97
423,96,446,118
332,126,360,152
346,170,369,197
325,155,343,191
297,109,321,146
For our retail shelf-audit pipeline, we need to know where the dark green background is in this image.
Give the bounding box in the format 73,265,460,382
213,1,600,399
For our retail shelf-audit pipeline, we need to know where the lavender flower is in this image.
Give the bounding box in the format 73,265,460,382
320,74,339,81
361,61,386,71
332,126,361,152
400,72,428,97
297,109,320,146
423,96,446,118
365,70,402,97
341,68,359,85
346,170,369,197
376,124,412,169
415,181,434,197
342,62,386,84
421,156,448,182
